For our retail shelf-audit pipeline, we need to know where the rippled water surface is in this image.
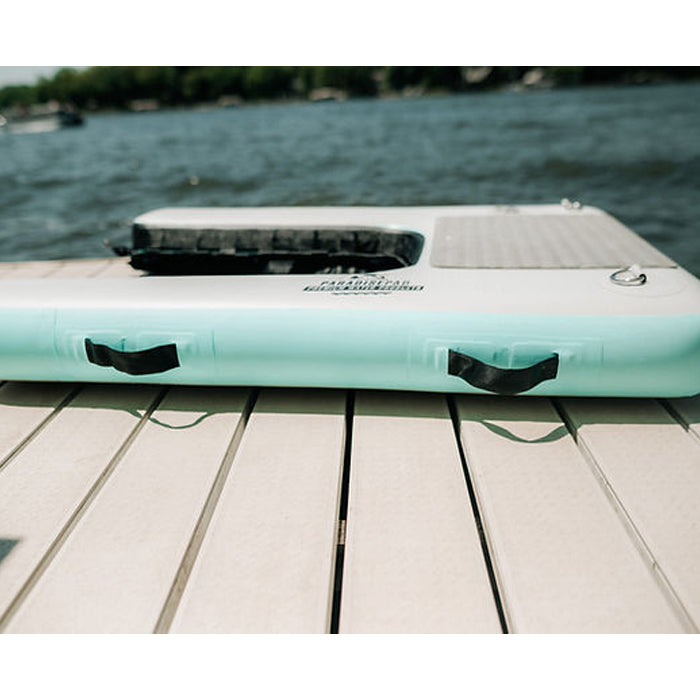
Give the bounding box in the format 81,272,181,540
1,82,699,275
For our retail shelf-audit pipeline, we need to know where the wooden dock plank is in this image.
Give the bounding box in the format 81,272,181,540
0,385,159,628
93,257,143,278
0,257,137,280
0,260,64,279
0,382,75,466
44,259,114,278
3,387,249,633
0,263,18,279
559,398,700,630
339,391,502,633
454,396,685,633
170,389,346,633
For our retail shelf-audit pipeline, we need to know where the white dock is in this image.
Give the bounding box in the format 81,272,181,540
0,258,698,633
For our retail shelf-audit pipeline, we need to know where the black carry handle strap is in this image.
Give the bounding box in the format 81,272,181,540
448,349,558,395
85,338,180,376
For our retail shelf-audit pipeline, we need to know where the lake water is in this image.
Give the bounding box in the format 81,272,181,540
1,81,699,276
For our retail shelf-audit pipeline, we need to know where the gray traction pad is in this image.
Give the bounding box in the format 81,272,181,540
430,214,676,268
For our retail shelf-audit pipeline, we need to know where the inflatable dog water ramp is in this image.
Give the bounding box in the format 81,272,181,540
1,203,698,397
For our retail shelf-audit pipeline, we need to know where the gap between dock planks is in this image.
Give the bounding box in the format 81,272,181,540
339,391,502,633
453,396,689,633
168,389,346,634
3,387,250,633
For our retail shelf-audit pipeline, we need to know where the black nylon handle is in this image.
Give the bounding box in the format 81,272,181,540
448,349,558,395
85,338,180,376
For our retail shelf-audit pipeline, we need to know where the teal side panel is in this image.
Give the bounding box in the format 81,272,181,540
0,306,698,397
0,310,57,380
211,309,413,389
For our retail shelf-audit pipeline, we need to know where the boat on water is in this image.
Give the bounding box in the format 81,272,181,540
0,104,84,134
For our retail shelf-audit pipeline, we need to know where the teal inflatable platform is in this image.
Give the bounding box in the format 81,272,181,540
0,204,698,397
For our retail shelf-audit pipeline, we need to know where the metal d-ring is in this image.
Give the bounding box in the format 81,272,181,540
610,265,647,286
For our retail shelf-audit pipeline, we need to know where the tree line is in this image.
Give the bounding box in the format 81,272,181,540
2,66,699,111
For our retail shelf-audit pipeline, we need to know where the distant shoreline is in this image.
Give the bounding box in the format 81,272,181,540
2,66,699,116
85,77,700,119
7,79,700,122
